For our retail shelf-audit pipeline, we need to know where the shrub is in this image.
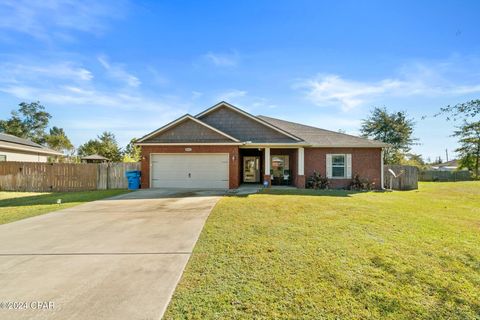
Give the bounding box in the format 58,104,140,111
306,171,330,189
349,174,374,191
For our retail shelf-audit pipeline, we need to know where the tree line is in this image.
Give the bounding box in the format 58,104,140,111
0,101,140,162
360,99,479,178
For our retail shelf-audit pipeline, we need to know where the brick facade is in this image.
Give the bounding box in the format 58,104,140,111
304,147,382,189
140,145,382,190
294,174,306,188
140,145,240,189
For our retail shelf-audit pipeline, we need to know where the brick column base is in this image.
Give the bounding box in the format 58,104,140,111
263,174,271,187
295,175,306,188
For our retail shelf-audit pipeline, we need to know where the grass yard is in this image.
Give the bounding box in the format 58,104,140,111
0,189,129,225
164,182,480,319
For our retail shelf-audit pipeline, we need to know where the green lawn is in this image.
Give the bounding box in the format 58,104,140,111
0,189,129,225
164,182,480,319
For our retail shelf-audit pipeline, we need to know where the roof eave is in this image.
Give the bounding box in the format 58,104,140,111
308,144,388,148
136,142,244,146
0,143,63,156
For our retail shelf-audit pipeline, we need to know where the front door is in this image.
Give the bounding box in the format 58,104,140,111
243,156,260,183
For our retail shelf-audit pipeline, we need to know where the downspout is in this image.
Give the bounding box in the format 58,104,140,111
380,148,385,190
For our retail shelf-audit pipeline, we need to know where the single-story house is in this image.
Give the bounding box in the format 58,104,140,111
0,133,62,162
136,101,388,189
431,159,466,171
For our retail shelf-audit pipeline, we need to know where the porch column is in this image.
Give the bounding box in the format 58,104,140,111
296,147,306,188
264,147,271,186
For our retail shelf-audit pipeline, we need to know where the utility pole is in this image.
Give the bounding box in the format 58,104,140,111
445,149,449,162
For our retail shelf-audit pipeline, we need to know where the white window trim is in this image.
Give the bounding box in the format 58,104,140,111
0,154,6,161
326,154,352,179
331,154,346,179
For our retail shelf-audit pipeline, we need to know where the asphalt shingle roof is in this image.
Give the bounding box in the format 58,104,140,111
257,115,388,148
435,159,459,167
0,132,43,148
80,154,110,160
0,132,62,155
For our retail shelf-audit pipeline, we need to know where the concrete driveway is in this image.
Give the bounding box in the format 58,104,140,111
0,189,223,320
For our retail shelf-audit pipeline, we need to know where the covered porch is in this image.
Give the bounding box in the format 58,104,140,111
239,145,306,188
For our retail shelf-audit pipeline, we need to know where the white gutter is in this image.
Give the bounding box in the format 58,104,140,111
136,142,386,148
135,142,244,146
308,144,389,148
136,142,309,147
240,142,311,148
0,142,63,156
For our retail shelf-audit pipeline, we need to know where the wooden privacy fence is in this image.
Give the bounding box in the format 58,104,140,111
97,162,141,190
419,170,471,182
0,162,140,192
384,165,418,190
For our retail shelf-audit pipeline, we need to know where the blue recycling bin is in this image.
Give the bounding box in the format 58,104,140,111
125,170,141,190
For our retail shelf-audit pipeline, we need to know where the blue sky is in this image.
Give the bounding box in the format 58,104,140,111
0,0,479,161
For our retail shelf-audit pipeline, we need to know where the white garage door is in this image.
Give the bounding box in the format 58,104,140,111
151,153,229,189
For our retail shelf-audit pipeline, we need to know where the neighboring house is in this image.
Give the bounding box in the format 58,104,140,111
136,101,388,189
431,159,466,171
0,133,62,162
81,154,109,163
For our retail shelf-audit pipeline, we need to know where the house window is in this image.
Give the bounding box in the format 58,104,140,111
327,154,352,179
332,155,345,177
271,155,291,185
0,155,6,162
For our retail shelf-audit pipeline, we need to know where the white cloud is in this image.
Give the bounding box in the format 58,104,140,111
0,0,127,41
147,67,169,86
98,55,140,87
0,60,175,113
299,75,402,111
63,113,185,148
212,90,279,112
216,89,247,102
0,62,93,82
297,61,480,111
64,117,175,131
303,116,362,133
204,51,239,67
191,91,203,99
250,98,277,110
0,84,166,111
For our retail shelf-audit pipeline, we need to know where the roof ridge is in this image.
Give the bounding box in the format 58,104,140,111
196,102,304,141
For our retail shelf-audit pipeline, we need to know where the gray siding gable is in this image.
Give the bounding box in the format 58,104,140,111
198,106,297,143
142,118,234,143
